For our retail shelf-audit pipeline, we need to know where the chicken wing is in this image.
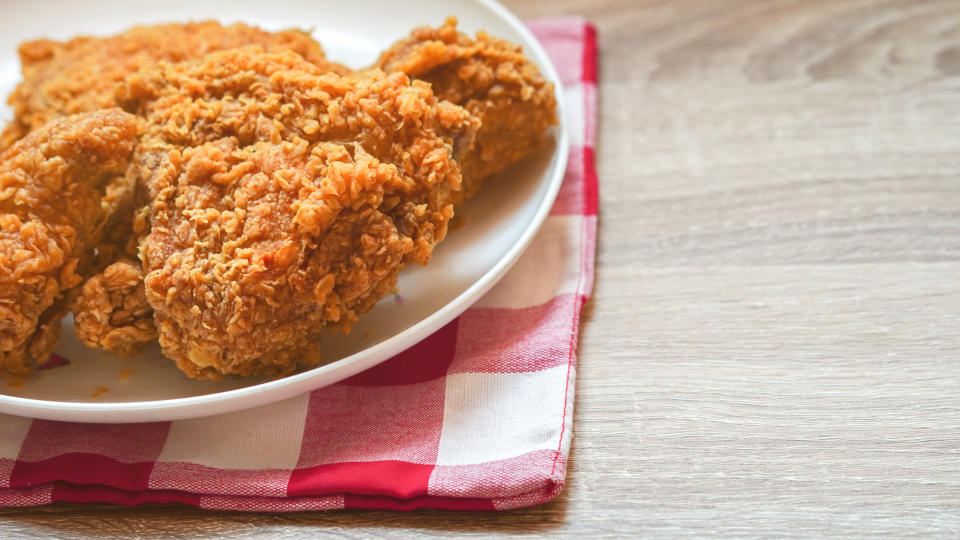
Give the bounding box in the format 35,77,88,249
0,109,137,378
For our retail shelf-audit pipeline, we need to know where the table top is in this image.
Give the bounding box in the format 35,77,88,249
3,0,960,537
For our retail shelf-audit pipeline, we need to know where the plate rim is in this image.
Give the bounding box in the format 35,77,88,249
0,0,570,422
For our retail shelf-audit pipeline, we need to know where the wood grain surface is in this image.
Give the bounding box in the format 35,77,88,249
3,0,960,537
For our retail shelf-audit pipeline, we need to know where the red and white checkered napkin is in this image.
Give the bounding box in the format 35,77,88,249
0,18,597,512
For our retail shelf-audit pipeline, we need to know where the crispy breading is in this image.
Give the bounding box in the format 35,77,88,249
375,16,558,199
56,19,557,379
116,48,477,379
0,109,137,378
1,21,345,150
0,20,345,361
3,22,349,349
72,259,155,357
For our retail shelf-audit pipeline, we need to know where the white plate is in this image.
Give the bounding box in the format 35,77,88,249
0,0,568,422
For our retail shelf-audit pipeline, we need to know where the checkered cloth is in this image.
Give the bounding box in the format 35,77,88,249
0,17,598,512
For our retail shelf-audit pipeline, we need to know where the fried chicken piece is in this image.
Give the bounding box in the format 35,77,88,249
65,169,152,358
1,21,346,150
70,193,156,357
114,48,477,379
0,109,137,378
375,16,558,199
72,259,155,357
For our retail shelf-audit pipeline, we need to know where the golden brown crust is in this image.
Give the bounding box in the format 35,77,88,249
0,21,346,366
0,109,138,378
1,21,346,151
5,23,350,351
0,123,28,153
10,19,555,381
375,16,558,198
72,259,156,356
124,48,477,379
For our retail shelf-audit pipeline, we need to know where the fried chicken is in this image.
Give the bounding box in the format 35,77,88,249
4,21,349,350
0,20,344,359
36,19,555,381
0,109,137,378
72,259,155,357
1,21,345,150
375,17,558,199
107,48,476,379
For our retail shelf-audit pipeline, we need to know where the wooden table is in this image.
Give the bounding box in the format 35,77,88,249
3,0,960,536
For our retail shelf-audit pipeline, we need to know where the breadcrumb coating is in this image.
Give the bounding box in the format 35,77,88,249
3,23,348,351
1,21,344,150
119,48,477,379
375,16,558,199
72,259,155,357
0,109,137,378
22,19,556,381
0,21,345,361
